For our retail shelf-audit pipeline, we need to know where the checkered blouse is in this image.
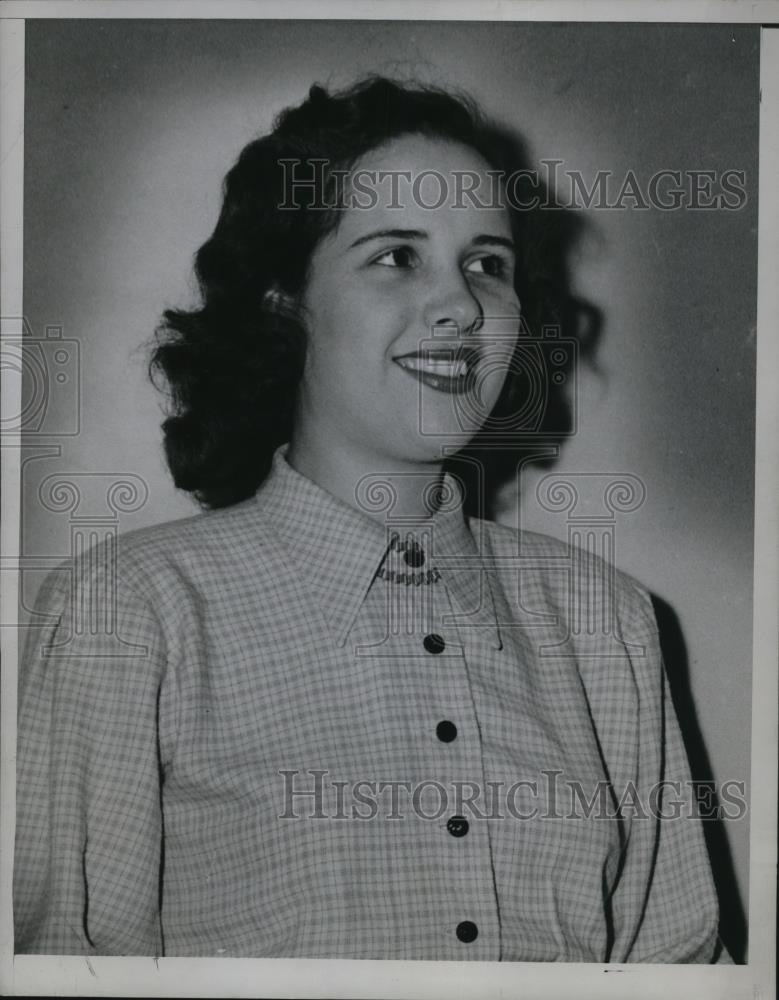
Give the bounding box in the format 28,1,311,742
14,446,727,961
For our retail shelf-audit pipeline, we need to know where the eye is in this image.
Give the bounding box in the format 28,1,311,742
466,254,511,279
372,246,417,269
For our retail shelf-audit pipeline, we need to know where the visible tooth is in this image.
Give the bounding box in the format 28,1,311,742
399,357,468,377
436,360,466,377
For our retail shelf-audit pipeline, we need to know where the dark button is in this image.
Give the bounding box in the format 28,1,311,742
456,920,478,943
436,720,457,743
446,815,469,837
403,543,425,568
423,633,445,654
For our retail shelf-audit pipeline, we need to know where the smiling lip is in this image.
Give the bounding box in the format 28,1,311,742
393,347,479,395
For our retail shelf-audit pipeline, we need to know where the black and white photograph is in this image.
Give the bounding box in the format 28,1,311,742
0,3,776,998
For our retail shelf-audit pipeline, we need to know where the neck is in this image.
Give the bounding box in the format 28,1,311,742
286,432,447,525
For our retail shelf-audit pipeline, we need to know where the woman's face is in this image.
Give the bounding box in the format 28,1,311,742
291,133,521,470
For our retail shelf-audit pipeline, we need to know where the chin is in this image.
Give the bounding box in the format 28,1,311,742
410,391,499,452
400,429,481,464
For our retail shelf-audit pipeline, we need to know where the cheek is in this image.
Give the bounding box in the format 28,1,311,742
476,354,515,408
301,306,356,385
309,287,400,358
477,309,521,406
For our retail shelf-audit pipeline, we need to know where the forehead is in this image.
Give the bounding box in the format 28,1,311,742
332,133,512,241
353,132,492,177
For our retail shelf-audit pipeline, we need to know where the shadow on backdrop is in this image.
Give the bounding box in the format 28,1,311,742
652,594,748,963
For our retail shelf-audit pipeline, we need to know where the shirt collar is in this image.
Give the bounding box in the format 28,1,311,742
253,445,502,649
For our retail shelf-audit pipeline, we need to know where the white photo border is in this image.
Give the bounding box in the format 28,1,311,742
1,3,776,998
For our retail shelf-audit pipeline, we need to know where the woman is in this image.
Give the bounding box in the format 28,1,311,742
14,77,726,962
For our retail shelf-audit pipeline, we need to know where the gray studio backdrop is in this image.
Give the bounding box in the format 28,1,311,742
19,20,757,960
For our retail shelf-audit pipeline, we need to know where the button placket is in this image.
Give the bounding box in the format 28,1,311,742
427,647,490,955
434,652,500,958
409,564,499,958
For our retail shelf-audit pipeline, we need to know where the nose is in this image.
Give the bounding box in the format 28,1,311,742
422,270,483,337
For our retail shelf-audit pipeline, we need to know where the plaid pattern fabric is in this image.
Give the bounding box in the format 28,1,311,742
14,446,725,961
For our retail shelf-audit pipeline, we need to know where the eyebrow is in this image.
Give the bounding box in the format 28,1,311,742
472,234,516,253
347,228,516,253
348,228,427,249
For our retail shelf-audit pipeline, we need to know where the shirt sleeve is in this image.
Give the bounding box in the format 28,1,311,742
609,594,723,963
13,548,169,956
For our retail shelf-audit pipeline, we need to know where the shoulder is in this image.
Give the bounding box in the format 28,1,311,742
30,494,276,624
113,495,288,615
113,496,265,575
473,517,659,638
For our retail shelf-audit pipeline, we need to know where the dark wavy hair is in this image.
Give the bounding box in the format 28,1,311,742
150,75,596,511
